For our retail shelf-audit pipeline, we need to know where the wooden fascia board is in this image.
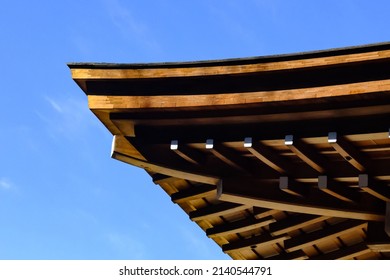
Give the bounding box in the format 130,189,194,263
87,80,390,110
69,49,390,80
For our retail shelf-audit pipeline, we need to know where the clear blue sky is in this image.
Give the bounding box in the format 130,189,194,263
1,0,389,260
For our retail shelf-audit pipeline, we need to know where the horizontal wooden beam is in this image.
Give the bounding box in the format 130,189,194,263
218,178,385,221
88,80,390,110
171,185,216,204
152,174,180,185
222,233,289,253
189,202,248,221
269,214,328,236
284,219,367,253
206,216,276,238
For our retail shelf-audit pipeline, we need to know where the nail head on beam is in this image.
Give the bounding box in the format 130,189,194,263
328,132,337,143
170,140,178,150
206,139,214,149
244,137,252,148
285,135,293,146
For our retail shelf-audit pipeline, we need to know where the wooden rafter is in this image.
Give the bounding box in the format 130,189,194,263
285,135,326,173
284,220,367,253
171,184,216,204
328,132,368,172
206,216,276,238
222,233,289,253
318,175,359,203
269,214,328,236
310,242,371,260
359,174,390,202
189,202,248,221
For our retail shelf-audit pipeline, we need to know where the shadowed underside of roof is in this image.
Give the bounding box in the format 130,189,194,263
69,42,390,259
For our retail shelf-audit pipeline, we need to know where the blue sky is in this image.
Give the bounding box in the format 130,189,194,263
1,0,390,260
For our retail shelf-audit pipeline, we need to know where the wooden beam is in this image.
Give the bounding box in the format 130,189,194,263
218,178,385,221
171,185,216,204
279,176,308,197
265,250,308,260
285,135,326,173
328,132,368,172
170,140,205,165
111,135,220,186
87,81,390,110
269,214,328,236
189,202,248,221
318,175,359,203
207,142,251,173
284,219,367,253
222,233,289,253
152,174,179,185
359,174,390,202
253,207,280,219
206,216,276,238
310,242,371,260
245,138,290,174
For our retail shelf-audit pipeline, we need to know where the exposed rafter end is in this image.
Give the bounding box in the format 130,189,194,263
328,131,367,172
111,136,220,186
359,174,390,202
279,176,307,197
318,175,358,203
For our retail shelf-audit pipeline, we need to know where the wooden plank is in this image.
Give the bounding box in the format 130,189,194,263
310,242,371,260
318,175,359,203
171,185,216,204
218,178,385,221
328,132,368,172
111,136,220,185
285,136,326,173
253,207,280,219
279,176,308,197
222,233,289,253
152,174,179,185
206,216,276,238
87,80,390,110
170,140,206,165
246,141,291,174
70,49,390,80
359,174,390,202
269,214,328,236
284,219,367,253
208,143,251,173
189,202,248,221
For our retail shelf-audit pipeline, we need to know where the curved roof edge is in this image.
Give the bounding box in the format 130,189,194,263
68,41,390,69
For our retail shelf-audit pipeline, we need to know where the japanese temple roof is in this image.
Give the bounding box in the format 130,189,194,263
69,42,390,259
